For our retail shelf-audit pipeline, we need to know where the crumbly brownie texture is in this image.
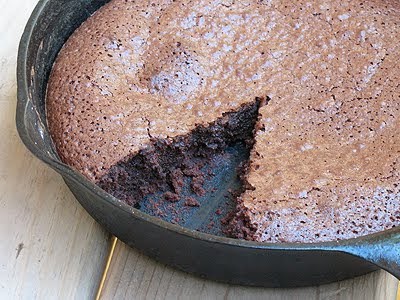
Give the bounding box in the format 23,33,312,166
97,99,262,206
47,0,400,243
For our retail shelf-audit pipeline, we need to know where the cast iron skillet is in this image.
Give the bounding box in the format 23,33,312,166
16,0,400,287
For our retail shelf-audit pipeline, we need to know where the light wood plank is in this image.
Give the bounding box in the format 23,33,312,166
100,241,398,300
0,0,109,299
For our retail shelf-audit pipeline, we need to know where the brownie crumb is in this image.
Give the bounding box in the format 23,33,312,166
184,197,200,207
170,168,184,194
191,178,206,196
164,192,180,202
225,204,257,240
221,211,235,225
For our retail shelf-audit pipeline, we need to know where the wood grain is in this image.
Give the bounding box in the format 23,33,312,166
0,0,109,298
100,241,398,300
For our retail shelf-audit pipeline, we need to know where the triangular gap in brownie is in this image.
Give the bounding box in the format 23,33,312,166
97,97,269,212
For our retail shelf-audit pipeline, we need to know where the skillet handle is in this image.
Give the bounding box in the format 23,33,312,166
337,230,400,279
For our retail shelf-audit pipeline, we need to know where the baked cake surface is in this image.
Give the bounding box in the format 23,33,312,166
227,0,400,242
47,0,400,243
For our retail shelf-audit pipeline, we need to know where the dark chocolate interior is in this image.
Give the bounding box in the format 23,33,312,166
97,98,264,235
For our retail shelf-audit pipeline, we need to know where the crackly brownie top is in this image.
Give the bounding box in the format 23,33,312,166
48,0,282,181
239,0,400,242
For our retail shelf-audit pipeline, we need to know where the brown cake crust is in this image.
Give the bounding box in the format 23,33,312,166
47,0,400,243
47,0,273,181
236,0,400,242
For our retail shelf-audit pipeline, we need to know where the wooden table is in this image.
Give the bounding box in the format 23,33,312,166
0,0,398,299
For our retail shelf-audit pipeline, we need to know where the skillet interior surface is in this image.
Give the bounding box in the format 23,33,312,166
16,0,400,287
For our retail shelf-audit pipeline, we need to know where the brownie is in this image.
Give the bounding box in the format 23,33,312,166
226,0,400,242
46,0,400,243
